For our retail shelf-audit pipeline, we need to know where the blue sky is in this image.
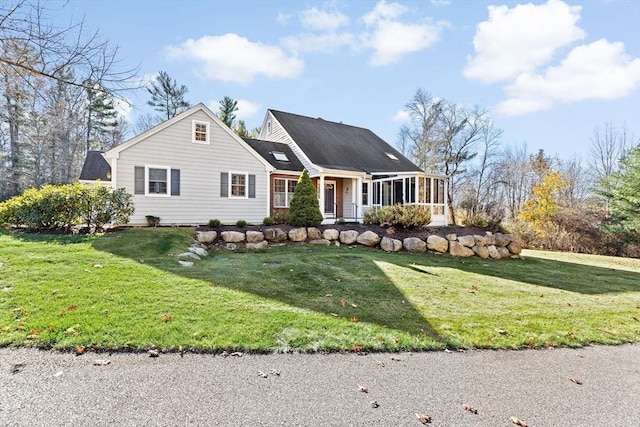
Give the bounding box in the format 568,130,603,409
56,0,639,159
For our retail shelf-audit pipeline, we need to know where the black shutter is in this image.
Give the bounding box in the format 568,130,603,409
134,166,144,194
248,174,256,198
220,172,228,197
171,169,180,196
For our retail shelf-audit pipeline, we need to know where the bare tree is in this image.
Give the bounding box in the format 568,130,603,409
588,122,634,184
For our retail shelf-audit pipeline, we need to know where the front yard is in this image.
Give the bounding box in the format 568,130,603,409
1,227,639,352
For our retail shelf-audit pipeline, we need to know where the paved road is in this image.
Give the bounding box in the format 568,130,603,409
1,344,638,426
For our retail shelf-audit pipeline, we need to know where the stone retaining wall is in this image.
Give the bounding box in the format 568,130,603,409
184,227,522,263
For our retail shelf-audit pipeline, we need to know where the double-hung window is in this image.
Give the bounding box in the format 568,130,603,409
134,166,180,196
192,120,210,144
274,178,296,208
148,168,167,194
362,182,369,206
231,173,246,197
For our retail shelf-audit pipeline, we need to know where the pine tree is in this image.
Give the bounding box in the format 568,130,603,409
85,83,118,152
601,146,640,233
217,96,238,128
147,71,190,120
289,170,323,227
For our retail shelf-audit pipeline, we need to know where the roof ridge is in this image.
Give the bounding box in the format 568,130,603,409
270,109,372,132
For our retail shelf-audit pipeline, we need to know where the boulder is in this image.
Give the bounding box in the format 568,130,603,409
178,252,200,260
445,233,457,241
307,227,322,240
246,231,265,243
265,228,287,242
484,233,496,246
449,241,474,257
309,239,331,246
189,246,208,257
403,237,426,253
473,235,487,246
288,228,308,242
225,243,237,250
472,245,489,259
322,229,340,241
487,245,501,259
381,237,403,252
458,235,476,248
507,241,522,255
246,240,269,250
357,230,381,247
196,231,217,244
494,233,510,247
427,235,448,253
497,246,510,258
221,231,245,243
178,261,193,267
339,230,359,245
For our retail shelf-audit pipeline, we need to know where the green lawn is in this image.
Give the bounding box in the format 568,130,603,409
1,227,639,353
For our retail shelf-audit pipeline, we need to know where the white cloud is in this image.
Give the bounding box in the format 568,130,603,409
165,34,304,85
494,39,640,116
363,0,407,26
300,6,350,31
277,11,292,25
430,0,450,5
463,0,585,83
281,32,355,54
236,99,262,120
391,109,410,123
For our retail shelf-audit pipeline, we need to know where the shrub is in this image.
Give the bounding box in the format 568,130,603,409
288,170,323,227
271,211,289,224
236,219,248,228
208,219,221,227
462,213,489,228
263,216,275,226
363,205,431,229
0,183,134,232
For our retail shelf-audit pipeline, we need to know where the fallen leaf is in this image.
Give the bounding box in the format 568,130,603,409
325,293,333,297
340,299,346,307
350,317,359,322
358,385,368,393
230,351,243,357
353,345,364,353
67,305,78,312
160,313,172,322
53,371,64,377
416,413,432,424
376,360,385,367
258,371,268,378
148,349,160,357
350,303,358,308
370,400,379,408
74,345,85,356
220,351,229,358
510,416,528,427
10,363,26,374
330,313,339,317
495,328,508,335
93,263,103,268
93,359,110,366
568,376,583,385
463,404,478,414
471,285,478,291
270,369,281,376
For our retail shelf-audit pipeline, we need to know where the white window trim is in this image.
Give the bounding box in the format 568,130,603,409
361,180,371,207
145,165,171,197
229,171,248,199
192,120,210,145
273,178,296,208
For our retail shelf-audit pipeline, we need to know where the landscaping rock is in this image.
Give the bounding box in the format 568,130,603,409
458,235,476,248
473,235,487,246
189,246,208,257
221,231,245,243
484,233,496,246
265,228,287,242
449,241,474,257
178,261,193,267
288,228,308,242
307,227,322,240
403,237,426,253
246,241,268,250
178,252,200,260
381,237,403,252
494,233,510,247
246,231,264,243
196,231,217,245
339,230,359,245
445,233,457,241
497,246,511,258
487,245,501,259
472,245,489,259
357,230,381,247
309,239,331,246
507,241,522,255
427,235,448,253
225,243,237,251
322,229,339,241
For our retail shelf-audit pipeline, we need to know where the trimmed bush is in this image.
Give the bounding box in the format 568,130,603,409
263,216,275,226
271,211,289,225
236,219,248,228
208,219,221,227
364,204,431,229
288,170,323,227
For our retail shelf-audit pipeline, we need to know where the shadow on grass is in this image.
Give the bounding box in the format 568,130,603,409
0,227,90,245
91,230,443,343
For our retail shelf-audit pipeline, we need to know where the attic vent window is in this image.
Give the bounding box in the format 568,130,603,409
272,151,289,162
385,152,399,161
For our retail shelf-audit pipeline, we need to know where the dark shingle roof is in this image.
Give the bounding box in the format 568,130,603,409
243,138,305,172
270,110,422,173
79,151,111,181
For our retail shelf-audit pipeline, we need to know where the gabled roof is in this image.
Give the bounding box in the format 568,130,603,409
79,151,111,181
269,110,422,174
243,138,304,172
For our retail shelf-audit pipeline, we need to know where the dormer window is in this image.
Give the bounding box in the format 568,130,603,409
385,152,399,161
192,120,210,144
272,151,289,162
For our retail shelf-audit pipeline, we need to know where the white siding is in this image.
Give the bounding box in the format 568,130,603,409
115,110,269,225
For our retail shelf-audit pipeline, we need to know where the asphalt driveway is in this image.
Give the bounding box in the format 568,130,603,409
1,344,638,426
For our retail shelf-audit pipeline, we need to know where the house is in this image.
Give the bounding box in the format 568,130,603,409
80,104,448,226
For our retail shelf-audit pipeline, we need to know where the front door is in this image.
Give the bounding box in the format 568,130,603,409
324,181,336,217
